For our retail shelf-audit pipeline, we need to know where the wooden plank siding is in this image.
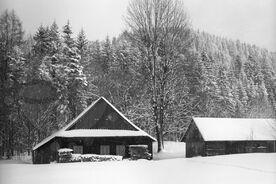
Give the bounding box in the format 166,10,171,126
68,99,136,131
185,122,205,158
204,141,276,156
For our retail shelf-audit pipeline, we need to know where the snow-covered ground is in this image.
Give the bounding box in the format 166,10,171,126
1,142,276,184
153,141,186,160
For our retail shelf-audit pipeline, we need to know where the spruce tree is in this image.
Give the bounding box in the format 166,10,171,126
101,36,113,73
234,55,243,79
63,47,87,118
261,57,276,115
0,10,24,157
217,66,235,117
62,20,74,48
62,22,87,118
76,29,88,57
199,52,221,116
49,21,60,54
33,25,51,57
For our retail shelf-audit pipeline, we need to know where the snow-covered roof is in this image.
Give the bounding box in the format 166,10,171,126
33,97,156,150
57,129,151,138
193,117,276,141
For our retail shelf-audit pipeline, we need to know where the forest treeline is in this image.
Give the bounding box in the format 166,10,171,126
0,9,275,156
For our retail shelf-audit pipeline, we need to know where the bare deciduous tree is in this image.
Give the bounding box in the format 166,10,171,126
125,0,191,152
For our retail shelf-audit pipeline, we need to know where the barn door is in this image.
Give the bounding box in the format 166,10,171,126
73,145,83,154
116,145,125,156
100,145,110,155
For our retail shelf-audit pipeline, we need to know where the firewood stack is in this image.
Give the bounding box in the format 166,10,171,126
58,148,73,163
129,145,151,160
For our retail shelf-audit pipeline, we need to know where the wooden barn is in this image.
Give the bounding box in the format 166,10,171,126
181,117,276,158
32,97,156,164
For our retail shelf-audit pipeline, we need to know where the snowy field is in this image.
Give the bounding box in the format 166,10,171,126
0,142,276,184
153,141,186,160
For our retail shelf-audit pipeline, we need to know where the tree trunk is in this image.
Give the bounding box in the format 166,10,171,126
0,56,9,158
151,48,163,152
159,81,165,147
27,124,31,155
10,121,14,156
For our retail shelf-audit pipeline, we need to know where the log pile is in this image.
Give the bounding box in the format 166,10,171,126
129,145,151,160
58,148,73,163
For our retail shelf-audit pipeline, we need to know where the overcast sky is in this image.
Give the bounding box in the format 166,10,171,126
1,0,275,51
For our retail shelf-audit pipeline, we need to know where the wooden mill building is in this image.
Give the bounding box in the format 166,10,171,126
182,117,276,158
32,97,156,164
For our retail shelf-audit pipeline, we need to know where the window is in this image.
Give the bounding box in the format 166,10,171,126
100,145,110,155
73,145,83,154
116,145,125,156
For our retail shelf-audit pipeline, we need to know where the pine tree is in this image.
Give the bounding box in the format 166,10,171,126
246,55,269,104
62,20,74,48
76,29,88,57
261,56,276,115
33,25,51,57
217,66,235,117
0,10,24,157
184,51,202,94
88,40,103,76
101,36,113,73
40,46,88,121
238,81,248,108
62,21,87,118
234,55,243,79
49,21,60,54
199,52,221,116
63,47,87,118
93,40,102,63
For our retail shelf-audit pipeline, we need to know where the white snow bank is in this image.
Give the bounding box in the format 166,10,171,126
153,141,185,160
0,153,275,184
0,159,31,165
188,153,276,174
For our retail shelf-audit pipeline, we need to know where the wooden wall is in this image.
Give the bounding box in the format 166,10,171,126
32,138,60,164
69,98,136,130
185,121,205,158
202,141,276,157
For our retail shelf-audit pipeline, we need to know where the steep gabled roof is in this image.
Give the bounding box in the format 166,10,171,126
33,97,156,150
192,117,276,141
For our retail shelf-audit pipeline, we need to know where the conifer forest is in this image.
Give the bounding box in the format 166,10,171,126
0,0,276,156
